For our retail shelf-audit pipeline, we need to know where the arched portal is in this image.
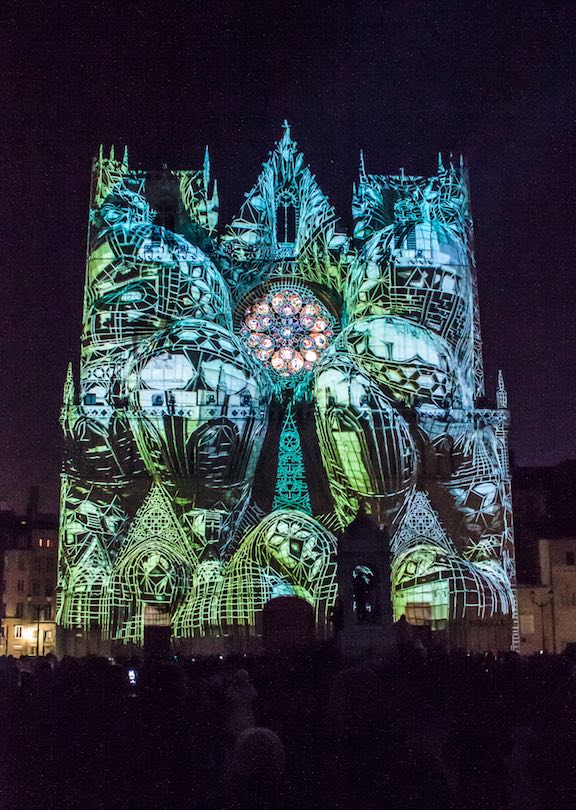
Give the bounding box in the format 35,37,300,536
262,595,315,654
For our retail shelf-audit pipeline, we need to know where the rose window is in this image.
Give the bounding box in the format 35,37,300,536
241,287,335,376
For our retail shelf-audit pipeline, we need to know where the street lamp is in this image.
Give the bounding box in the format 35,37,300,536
26,594,54,656
531,590,553,653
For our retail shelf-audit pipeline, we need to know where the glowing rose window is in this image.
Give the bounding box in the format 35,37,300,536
241,287,334,376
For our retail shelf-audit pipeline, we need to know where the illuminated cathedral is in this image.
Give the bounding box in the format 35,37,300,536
57,124,518,653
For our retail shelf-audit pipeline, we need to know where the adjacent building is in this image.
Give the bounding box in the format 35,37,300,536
513,460,576,654
516,538,576,654
0,492,58,657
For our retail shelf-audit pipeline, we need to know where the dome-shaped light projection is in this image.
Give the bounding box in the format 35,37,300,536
343,315,457,406
122,319,271,482
241,285,335,377
392,221,468,269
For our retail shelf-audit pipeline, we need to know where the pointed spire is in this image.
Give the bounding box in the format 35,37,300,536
122,145,129,168
208,177,219,232
60,362,75,428
359,149,367,182
279,120,295,157
63,362,74,405
203,145,210,187
437,151,444,173
110,144,115,161
496,369,508,409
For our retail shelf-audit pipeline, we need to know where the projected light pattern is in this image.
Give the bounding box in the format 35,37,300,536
272,402,313,514
58,123,517,649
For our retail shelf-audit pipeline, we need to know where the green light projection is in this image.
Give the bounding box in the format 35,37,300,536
58,124,517,647
272,402,312,514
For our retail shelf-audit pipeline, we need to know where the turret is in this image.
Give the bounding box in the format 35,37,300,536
59,362,75,429
496,369,508,409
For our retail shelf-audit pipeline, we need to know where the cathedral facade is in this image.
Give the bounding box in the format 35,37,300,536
58,125,517,653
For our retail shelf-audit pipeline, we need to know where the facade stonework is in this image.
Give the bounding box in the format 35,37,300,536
58,126,517,652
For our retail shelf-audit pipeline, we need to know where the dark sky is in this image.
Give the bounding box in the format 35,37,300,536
3,0,576,512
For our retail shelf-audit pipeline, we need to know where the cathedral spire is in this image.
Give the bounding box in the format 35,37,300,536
60,362,75,429
278,119,295,158
359,149,367,183
203,145,211,187
93,143,131,207
63,362,74,406
496,369,508,409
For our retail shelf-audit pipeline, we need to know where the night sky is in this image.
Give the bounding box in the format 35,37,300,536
4,0,576,512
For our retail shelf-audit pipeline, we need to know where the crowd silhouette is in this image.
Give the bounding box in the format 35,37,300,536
1,639,576,809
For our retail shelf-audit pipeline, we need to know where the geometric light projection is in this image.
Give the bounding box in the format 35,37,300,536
272,403,313,514
58,123,517,649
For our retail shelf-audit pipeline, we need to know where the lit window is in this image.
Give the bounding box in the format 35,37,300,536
406,229,417,250
120,289,143,303
241,286,335,378
519,613,535,635
17,580,24,592
14,626,22,638
15,604,23,618
276,202,297,243
405,602,433,625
